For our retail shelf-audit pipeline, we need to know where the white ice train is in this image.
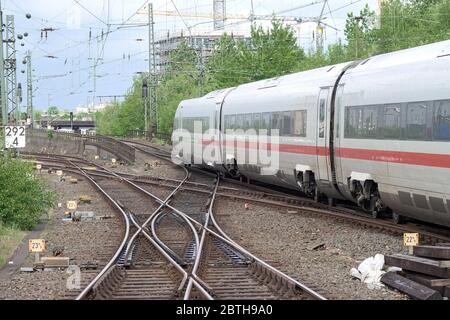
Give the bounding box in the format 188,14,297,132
173,40,450,227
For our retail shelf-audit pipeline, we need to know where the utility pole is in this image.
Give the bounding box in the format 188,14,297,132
213,0,226,30
26,50,33,127
5,15,18,123
148,3,158,137
142,78,148,138
0,1,7,126
315,0,328,53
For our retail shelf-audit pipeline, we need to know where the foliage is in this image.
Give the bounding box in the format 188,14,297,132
157,41,200,134
0,155,56,230
95,79,144,136
75,112,92,120
47,106,59,116
206,19,305,89
0,223,25,267
34,110,43,121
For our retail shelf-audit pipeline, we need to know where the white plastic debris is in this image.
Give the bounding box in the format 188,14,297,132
350,254,401,289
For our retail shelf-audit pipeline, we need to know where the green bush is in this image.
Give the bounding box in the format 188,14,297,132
0,154,56,230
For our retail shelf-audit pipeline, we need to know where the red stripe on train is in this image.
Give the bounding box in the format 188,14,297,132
199,139,450,169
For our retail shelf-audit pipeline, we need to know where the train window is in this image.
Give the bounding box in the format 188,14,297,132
244,114,252,130
271,112,282,134
361,106,378,138
383,105,401,139
261,113,271,134
224,116,229,130
283,111,293,135
203,118,214,133
319,99,326,138
236,114,244,130
406,102,429,140
345,106,378,139
228,115,236,130
252,113,261,131
433,100,450,141
293,111,307,137
345,107,362,138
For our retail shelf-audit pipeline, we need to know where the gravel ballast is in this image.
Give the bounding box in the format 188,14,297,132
0,171,122,300
214,198,408,300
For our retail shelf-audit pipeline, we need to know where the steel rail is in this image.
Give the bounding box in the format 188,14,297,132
72,162,131,300
122,166,191,263
27,156,450,243
184,176,220,300
150,210,191,265
29,150,325,299
158,187,327,300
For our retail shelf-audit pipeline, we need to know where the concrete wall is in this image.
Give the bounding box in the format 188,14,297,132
24,129,85,155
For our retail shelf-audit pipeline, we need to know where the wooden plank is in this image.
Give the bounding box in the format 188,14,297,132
401,271,445,294
385,254,450,278
381,272,442,300
41,257,70,268
431,279,450,286
438,261,450,268
413,245,450,260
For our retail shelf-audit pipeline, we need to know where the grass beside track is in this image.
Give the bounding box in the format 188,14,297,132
0,223,25,267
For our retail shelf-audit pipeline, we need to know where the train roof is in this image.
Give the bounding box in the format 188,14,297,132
350,40,450,72
179,40,450,111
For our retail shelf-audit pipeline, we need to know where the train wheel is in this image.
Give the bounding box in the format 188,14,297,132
392,212,404,224
371,211,380,219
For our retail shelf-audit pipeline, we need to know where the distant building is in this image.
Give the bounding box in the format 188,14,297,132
156,29,251,74
76,103,108,114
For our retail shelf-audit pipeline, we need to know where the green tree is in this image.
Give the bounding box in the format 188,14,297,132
34,110,43,121
244,20,305,80
47,106,59,116
0,155,55,230
345,4,377,59
207,19,305,89
157,41,200,134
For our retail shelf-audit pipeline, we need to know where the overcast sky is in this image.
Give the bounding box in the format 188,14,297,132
0,0,378,111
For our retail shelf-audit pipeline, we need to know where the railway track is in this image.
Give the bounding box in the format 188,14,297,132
20,142,450,300
25,152,324,300
23,150,450,245
120,141,450,244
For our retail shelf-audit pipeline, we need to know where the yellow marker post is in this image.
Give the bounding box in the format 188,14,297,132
404,233,420,255
67,201,77,211
29,239,46,264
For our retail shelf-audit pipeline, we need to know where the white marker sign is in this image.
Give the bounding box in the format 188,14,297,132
4,126,26,149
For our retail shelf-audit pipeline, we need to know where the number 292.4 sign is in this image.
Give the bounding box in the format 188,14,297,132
4,126,26,149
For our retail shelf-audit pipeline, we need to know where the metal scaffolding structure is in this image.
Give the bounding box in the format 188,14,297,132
0,5,7,126
5,15,19,123
213,0,226,30
26,50,33,127
148,2,158,136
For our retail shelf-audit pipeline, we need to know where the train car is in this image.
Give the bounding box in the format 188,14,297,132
336,41,450,225
173,40,450,227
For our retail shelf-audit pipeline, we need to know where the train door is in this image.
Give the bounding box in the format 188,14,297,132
316,88,330,183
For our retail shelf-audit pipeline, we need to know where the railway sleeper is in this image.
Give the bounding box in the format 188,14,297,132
91,266,126,300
